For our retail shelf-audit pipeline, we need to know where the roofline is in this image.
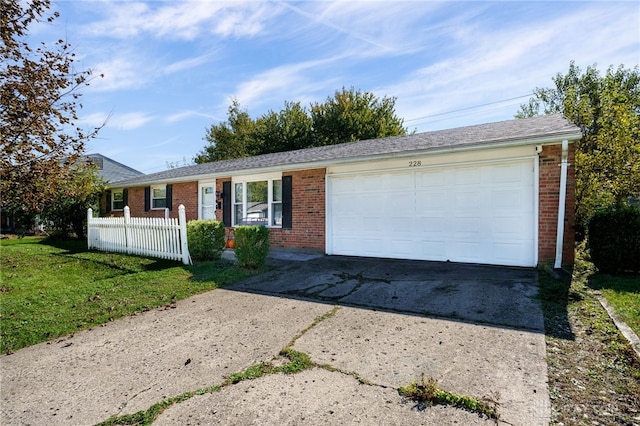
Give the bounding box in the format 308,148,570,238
86,153,145,176
107,130,581,188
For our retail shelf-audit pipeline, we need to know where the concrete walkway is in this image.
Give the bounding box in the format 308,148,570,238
1,254,550,425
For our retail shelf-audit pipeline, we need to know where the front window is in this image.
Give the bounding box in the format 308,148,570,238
271,180,282,226
233,178,282,226
152,185,167,209
112,189,124,211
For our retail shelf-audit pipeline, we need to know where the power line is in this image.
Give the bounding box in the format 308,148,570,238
404,93,533,123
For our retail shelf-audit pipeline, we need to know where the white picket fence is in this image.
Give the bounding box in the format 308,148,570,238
87,205,191,265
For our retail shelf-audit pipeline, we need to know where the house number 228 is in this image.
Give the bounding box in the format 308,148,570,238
409,160,422,167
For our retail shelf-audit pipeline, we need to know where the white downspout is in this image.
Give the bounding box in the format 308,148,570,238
554,140,569,269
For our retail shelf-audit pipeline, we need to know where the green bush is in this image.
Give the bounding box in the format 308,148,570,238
587,204,640,274
234,226,270,268
186,220,226,261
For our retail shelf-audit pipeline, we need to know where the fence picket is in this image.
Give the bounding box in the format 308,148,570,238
87,205,191,265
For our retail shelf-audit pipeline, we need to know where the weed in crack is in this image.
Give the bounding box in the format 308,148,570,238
398,373,500,420
319,364,375,386
285,306,340,348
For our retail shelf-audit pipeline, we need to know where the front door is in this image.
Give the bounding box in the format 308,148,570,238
199,182,216,220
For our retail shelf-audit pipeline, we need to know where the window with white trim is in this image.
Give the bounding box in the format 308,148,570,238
112,189,124,211
233,178,282,227
151,185,167,209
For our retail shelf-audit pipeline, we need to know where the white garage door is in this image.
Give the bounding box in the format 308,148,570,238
328,160,536,267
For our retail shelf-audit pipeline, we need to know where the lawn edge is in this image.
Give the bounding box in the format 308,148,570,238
597,295,640,359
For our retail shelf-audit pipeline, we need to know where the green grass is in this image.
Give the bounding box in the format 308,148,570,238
589,274,640,336
0,236,252,353
398,374,499,419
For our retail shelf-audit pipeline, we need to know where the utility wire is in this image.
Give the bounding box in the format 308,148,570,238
404,93,533,123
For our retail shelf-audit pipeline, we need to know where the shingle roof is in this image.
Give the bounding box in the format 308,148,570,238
112,114,581,187
86,153,145,183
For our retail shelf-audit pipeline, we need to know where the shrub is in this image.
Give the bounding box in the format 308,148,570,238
587,204,640,274
186,220,226,261
234,225,270,268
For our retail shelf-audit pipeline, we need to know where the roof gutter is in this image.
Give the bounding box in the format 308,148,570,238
109,130,582,188
554,139,570,269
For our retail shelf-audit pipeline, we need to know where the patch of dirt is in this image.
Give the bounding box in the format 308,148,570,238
544,273,640,425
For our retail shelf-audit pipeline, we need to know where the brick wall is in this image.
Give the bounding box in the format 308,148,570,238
538,143,576,266
269,169,326,250
108,182,199,221
218,169,326,251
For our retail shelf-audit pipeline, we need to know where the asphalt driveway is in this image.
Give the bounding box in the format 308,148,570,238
1,253,550,425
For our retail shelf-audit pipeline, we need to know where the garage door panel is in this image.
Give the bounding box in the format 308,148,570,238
492,189,525,211
329,159,535,266
454,192,483,212
455,168,482,185
382,173,413,190
491,164,526,183
493,217,531,238
420,240,447,258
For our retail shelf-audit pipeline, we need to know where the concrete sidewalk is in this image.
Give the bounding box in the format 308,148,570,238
1,255,550,425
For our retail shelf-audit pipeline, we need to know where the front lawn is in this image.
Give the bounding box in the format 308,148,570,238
588,274,640,336
0,236,251,354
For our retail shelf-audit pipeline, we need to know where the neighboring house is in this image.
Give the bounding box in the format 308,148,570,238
105,114,581,268
86,153,145,183
1,153,144,233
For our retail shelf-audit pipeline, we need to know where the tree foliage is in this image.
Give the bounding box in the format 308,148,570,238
195,87,408,163
1,0,102,224
516,62,640,233
310,87,407,146
39,162,106,239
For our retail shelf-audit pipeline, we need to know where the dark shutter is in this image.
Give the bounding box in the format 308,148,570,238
282,175,292,229
122,189,128,208
106,190,112,214
166,184,173,211
222,181,231,226
144,187,151,211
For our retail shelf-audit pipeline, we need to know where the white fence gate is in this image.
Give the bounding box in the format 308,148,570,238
87,205,191,265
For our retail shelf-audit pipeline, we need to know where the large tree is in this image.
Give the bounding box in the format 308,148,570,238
253,101,314,154
516,62,640,234
1,0,101,226
195,100,258,163
195,87,408,163
310,87,407,146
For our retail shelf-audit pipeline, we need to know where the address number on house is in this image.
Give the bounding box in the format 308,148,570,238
408,160,422,167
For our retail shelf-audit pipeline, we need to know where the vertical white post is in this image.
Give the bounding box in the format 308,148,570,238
165,208,169,220
87,208,93,249
554,140,569,269
124,206,131,254
178,204,191,265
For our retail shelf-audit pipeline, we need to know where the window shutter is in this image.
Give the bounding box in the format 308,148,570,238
144,187,150,211
282,175,292,229
106,190,112,214
222,181,231,226
123,189,128,208
166,184,173,211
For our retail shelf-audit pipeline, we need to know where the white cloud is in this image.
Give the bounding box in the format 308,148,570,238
165,110,218,123
376,2,640,131
89,56,150,92
82,1,285,41
164,53,215,74
231,57,346,110
111,112,155,130
77,112,112,130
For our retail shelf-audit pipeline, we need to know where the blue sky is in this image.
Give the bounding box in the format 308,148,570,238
38,1,640,173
